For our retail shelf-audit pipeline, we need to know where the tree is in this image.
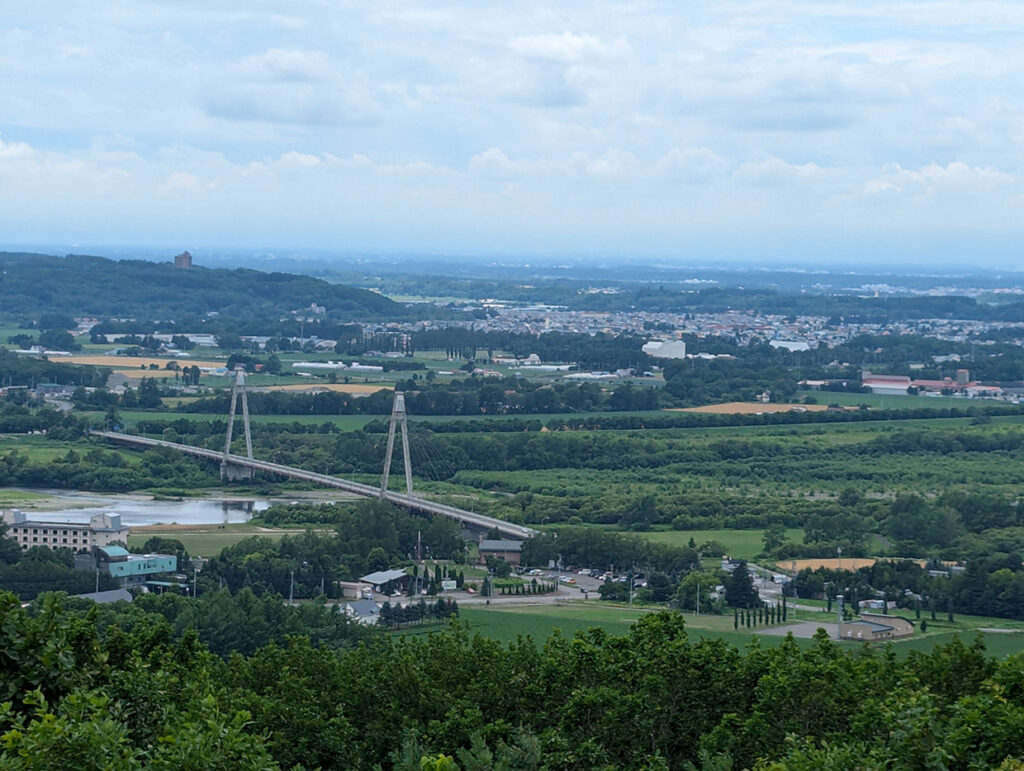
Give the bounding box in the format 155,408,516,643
761,524,787,553
136,378,162,408
366,547,389,572
725,562,759,608
598,581,629,601
0,524,23,564
676,572,721,613
38,329,80,351
646,572,674,603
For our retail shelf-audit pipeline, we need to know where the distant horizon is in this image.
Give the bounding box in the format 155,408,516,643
3,242,1024,283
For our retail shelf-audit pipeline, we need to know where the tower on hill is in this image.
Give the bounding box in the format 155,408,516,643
173,251,193,269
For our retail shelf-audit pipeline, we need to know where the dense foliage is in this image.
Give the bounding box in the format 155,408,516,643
7,593,1024,768
0,252,402,321
203,502,467,598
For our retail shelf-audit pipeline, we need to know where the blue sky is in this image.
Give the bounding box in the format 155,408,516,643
2,1,1022,265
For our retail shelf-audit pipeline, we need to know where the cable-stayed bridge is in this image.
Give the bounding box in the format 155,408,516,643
91,371,536,540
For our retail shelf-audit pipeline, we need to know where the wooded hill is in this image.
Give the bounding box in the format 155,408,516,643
0,252,402,321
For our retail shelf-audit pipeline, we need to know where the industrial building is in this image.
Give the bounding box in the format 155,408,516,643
2,511,130,552
75,545,178,588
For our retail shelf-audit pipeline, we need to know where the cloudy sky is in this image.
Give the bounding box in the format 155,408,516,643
2,1,1023,265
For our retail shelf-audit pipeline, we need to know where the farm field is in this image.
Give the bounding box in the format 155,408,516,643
670,402,833,414
638,528,805,560
261,383,390,394
811,391,980,409
62,354,225,369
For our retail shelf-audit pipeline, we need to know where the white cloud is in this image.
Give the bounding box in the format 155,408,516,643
509,32,630,62
657,147,729,180
863,161,1015,196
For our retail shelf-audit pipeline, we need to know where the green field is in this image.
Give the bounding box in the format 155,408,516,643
127,523,304,558
0,434,141,464
638,528,804,560
805,391,971,410
454,603,1024,658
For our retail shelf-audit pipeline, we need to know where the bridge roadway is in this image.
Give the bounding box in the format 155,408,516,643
91,431,536,540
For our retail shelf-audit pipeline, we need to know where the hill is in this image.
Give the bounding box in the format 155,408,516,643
0,252,402,321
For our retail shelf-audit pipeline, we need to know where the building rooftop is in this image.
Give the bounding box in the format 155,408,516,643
360,569,408,585
845,619,894,633
479,539,523,552
346,599,381,617
71,589,133,604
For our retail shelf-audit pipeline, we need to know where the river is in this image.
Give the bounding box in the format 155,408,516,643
7,491,271,527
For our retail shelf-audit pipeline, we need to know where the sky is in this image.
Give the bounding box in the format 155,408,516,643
2,1,1023,266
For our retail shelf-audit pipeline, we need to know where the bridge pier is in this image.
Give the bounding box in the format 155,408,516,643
220,461,255,481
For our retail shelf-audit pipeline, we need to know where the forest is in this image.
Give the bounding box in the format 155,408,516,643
5,591,1024,769
0,252,404,321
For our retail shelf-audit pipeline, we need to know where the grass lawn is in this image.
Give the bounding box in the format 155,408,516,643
0,489,52,507
127,523,304,558
638,528,804,561
0,434,141,464
453,603,1024,658
460,603,798,645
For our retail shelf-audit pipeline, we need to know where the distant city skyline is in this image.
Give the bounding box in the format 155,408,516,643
3,2,1023,266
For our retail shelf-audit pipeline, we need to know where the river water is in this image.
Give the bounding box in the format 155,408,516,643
9,492,270,527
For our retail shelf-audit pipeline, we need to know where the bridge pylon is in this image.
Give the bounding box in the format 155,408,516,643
380,391,413,497
221,367,254,481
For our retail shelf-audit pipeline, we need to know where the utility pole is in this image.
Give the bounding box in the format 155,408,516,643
193,565,198,598
289,569,295,605
628,564,634,609
836,593,844,640
696,580,700,616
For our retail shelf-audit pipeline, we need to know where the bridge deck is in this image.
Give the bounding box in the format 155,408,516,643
91,431,536,540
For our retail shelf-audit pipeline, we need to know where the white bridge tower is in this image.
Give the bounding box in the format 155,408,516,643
380,391,413,497
221,367,254,481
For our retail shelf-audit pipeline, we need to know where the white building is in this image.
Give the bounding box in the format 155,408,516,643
770,340,811,352
642,340,687,359
2,511,130,553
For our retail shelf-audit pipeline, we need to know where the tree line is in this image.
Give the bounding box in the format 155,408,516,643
5,592,1024,768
